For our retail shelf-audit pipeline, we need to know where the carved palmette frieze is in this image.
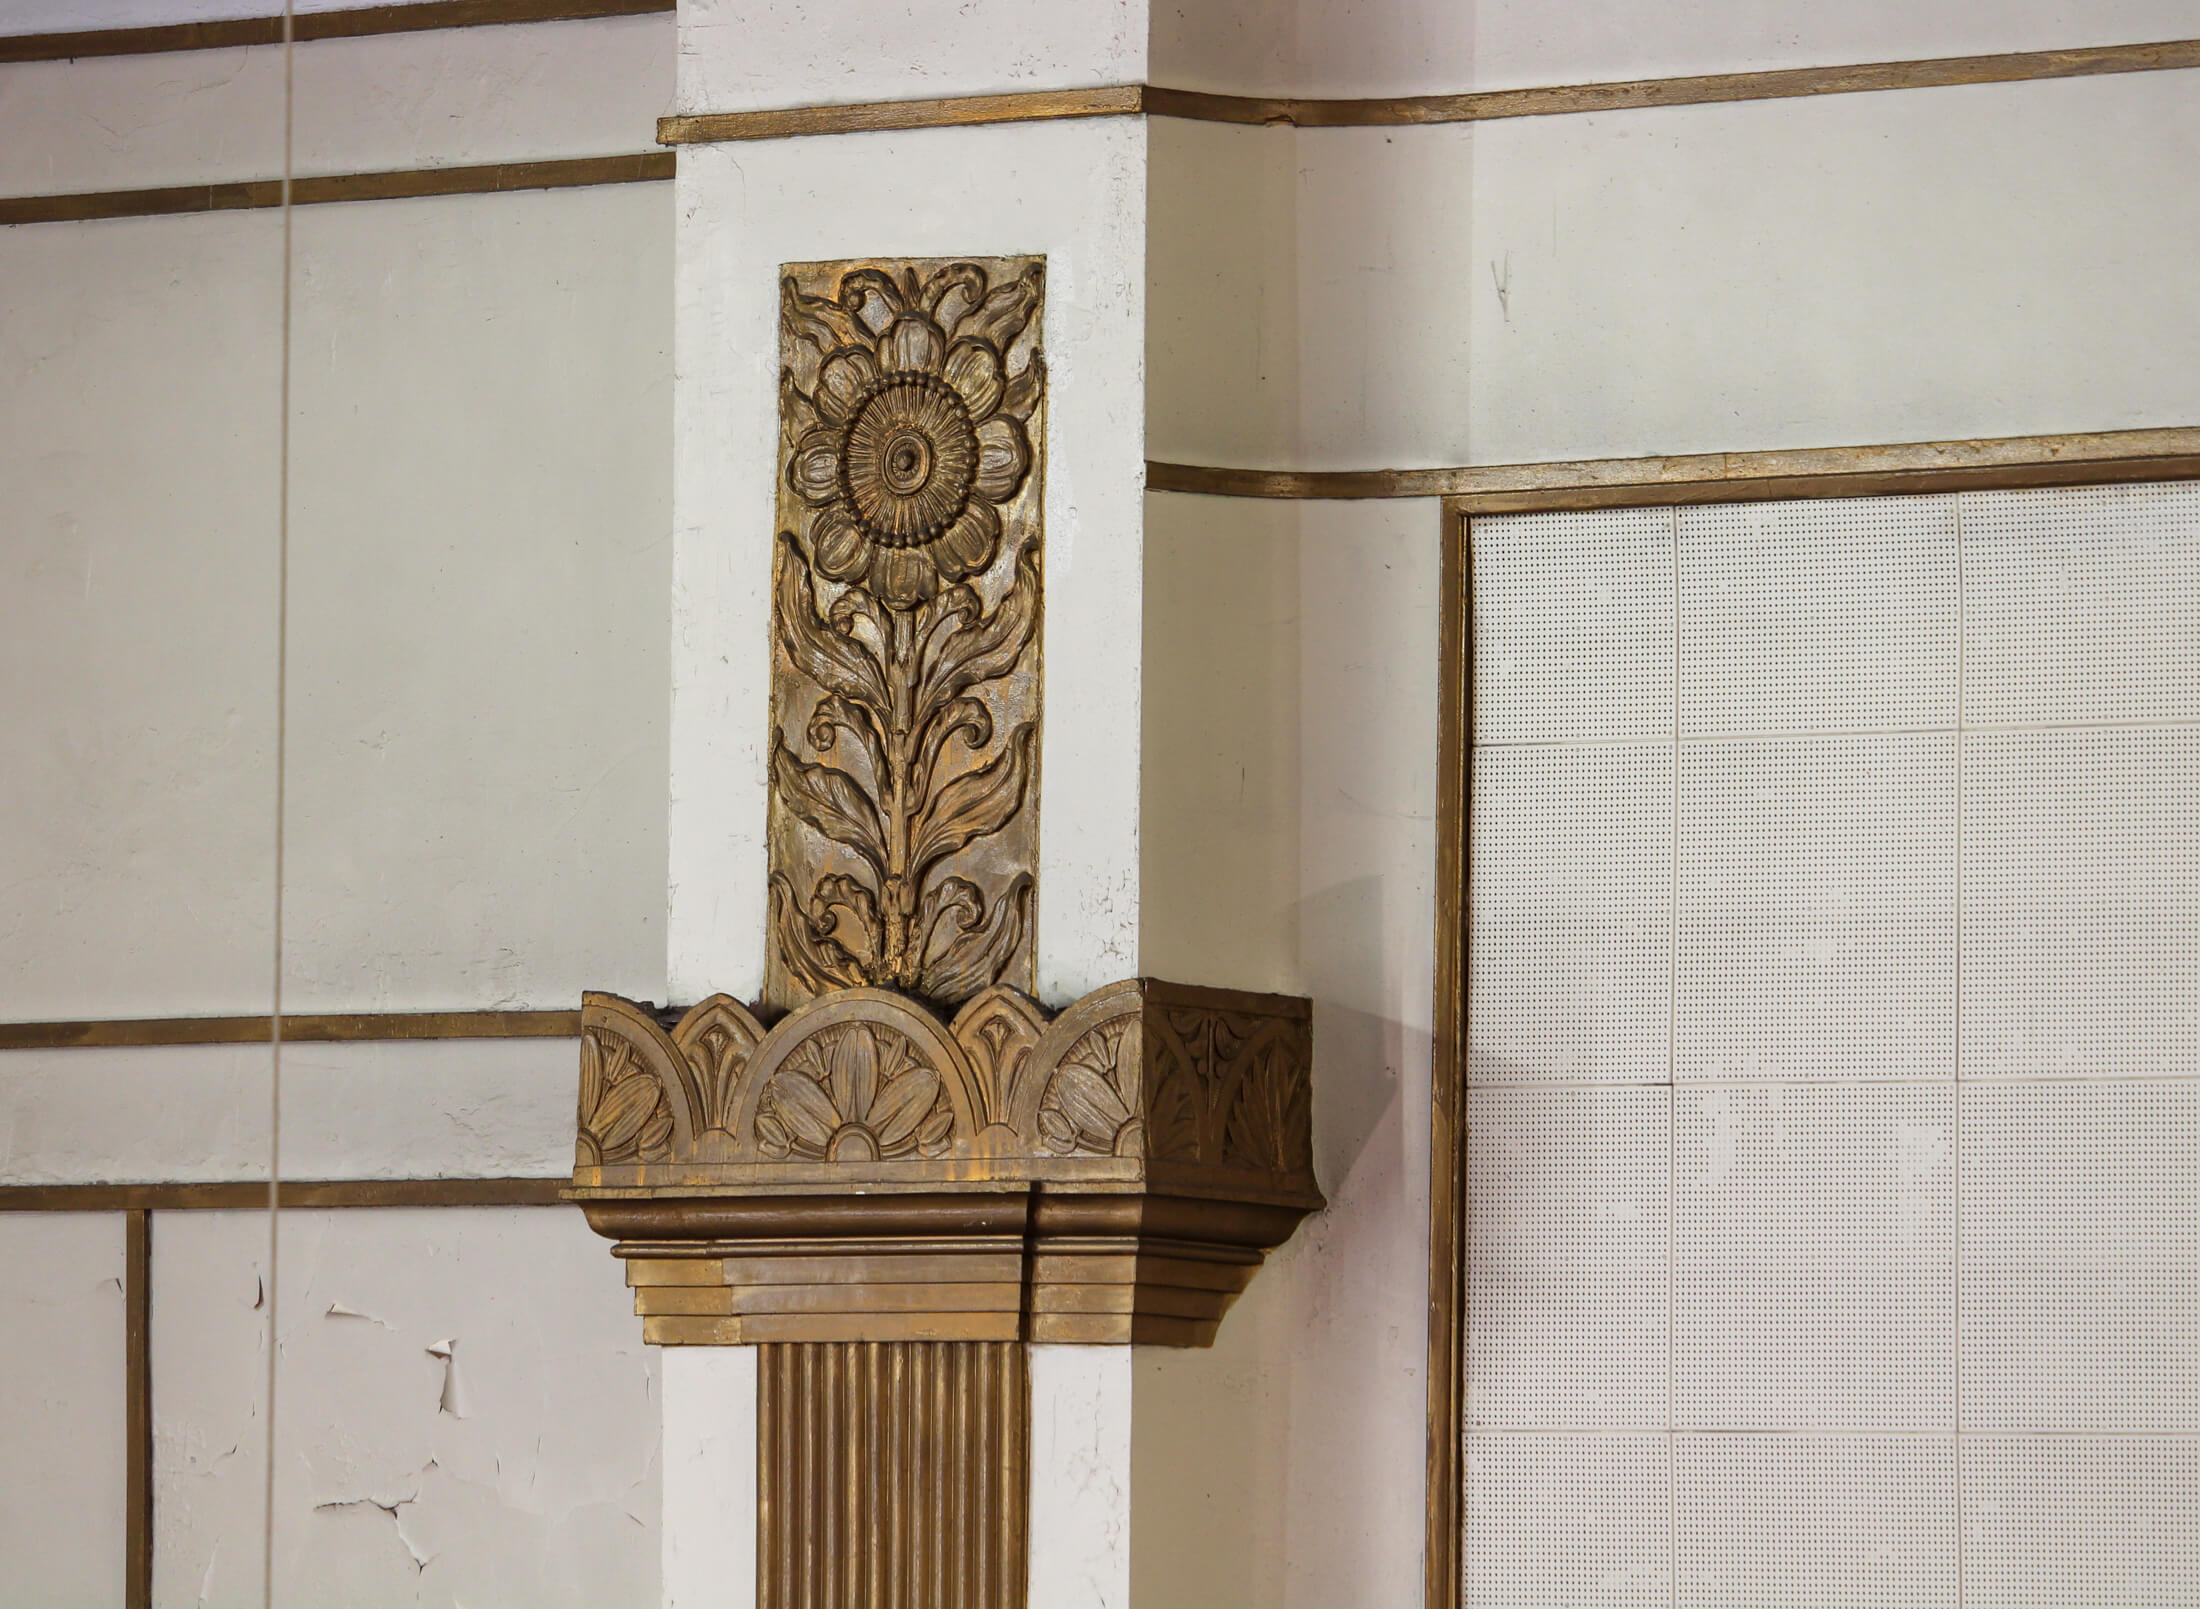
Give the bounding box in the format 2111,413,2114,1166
767,255,1045,1013
570,979,1318,1202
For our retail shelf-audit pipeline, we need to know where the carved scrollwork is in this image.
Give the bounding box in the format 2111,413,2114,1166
768,256,1046,1012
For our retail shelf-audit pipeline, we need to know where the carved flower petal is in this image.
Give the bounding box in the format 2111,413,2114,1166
809,504,870,582
943,339,1005,421
867,1067,942,1148
880,315,946,376
1037,1106,1079,1153
972,415,1031,504
788,428,844,506
934,499,1000,582
768,1072,839,1151
828,1028,880,1127
755,1111,792,1159
591,1072,662,1154
1054,1064,1132,1152
816,347,880,424
867,546,937,606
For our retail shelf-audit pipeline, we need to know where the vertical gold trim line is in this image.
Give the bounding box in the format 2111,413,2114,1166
125,1209,152,1609
1426,503,1472,1609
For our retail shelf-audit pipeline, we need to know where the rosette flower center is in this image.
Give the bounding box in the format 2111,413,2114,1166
840,374,977,549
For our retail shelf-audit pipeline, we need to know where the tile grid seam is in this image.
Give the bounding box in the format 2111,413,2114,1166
1955,486,1967,1603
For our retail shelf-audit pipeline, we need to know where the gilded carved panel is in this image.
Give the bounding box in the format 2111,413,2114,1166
766,256,1045,1011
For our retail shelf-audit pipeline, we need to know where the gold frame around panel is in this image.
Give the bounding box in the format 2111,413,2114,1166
0,0,671,64
1422,447,2200,1609
0,152,672,229
657,38,2200,144
0,1008,580,1050
1152,425,2200,507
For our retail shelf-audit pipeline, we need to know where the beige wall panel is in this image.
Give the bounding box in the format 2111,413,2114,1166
677,0,1144,116
0,16,671,199
1138,492,1300,993
1463,71,2200,467
1131,498,1436,1609
0,1212,126,1606
2,0,464,34
1153,0,2200,98
153,1207,659,1608
0,1038,580,1185
282,184,671,1014
0,211,282,1021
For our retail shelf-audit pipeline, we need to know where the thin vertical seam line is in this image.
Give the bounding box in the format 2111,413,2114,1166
1667,502,1679,1609
261,5,294,1606
1952,492,1965,1603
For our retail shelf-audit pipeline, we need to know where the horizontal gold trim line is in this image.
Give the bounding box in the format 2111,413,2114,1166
0,0,670,64
659,85,1146,144
658,39,2200,144
1149,426,2200,511
0,151,673,227
0,1178,571,1211
0,1009,582,1050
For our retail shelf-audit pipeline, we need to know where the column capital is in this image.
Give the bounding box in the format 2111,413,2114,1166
568,977,1320,1345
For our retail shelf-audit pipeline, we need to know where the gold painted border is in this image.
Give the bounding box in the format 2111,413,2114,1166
1423,507,1469,1609
124,1208,151,1609
1151,425,2200,509
0,1178,571,1210
0,1009,581,1050
658,39,2200,144
0,0,670,64
0,152,671,228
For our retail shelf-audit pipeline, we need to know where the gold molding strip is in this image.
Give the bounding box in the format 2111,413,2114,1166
124,1209,152,1609
0,1008,581,1050
758,1341,1028,1609
1151,425,2200,510
657,39,2200,145
0,1178,571,1211
1423,511,1469,1609
0,0,671,65
1147,38,2200,127
658,85,1143,145
0,152,672,228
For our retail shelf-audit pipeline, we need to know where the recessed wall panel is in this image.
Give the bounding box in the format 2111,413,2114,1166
1471,744,1672,1084
1468,1084,1669,1428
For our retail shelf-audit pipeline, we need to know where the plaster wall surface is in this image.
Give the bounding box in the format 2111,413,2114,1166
0,1039,579,1184
675,0,1145,115
153,1206,660,1608
1153,0,2200,97
0,1212,127,1604
1131,496,1436,1608
1028,1345,1135,1609
0,183,672,1022
0,209,282,1020
1149,70,2200,473
661,1347,757,1609
0,15,672,197
668,118,1148,1005
0,0,467,31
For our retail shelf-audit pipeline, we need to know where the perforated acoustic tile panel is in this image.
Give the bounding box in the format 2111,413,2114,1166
1467,484,2200,1606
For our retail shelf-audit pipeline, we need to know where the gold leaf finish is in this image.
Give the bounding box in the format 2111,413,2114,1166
768,256,1045,1011
567,979,1321,1346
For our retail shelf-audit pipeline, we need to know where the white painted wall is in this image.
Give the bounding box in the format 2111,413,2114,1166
0,17,674,1605
0,16,672,197
0,1213,127,1604
153,1207,660,1607
661,1348,756,1609
1153,0,2200,97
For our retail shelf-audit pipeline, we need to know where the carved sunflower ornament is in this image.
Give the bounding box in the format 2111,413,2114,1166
767,258,1046,1011
784,264,1041,606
